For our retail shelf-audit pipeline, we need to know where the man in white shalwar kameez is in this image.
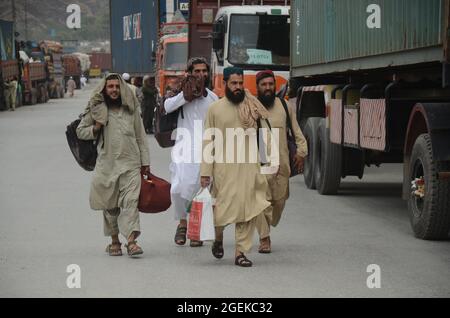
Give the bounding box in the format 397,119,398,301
164,57,218,247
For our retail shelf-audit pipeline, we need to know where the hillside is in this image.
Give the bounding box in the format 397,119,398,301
0,0,109,43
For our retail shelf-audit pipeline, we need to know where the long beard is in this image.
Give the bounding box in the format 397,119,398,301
104,94,122,107
225,86,245,105
258,92,276,109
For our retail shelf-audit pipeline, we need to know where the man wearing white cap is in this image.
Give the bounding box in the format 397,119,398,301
122,72,140,112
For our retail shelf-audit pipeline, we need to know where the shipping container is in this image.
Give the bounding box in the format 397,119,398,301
110,0,158,76
290,0,450,240
291,0,446,78
0,19,19,80
0,19,15,61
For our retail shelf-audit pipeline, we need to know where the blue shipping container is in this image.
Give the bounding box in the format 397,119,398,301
110,0,158,76
0,19,15,61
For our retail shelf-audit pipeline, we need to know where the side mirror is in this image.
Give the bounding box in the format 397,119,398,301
212,22,225,52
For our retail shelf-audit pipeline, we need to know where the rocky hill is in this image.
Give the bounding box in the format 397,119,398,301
0,0,109,43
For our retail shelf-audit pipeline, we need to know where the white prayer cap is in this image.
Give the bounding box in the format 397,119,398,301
122,73,131,81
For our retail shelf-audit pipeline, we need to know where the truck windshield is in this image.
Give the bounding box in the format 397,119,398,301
164,42,188,71
228,14,289,70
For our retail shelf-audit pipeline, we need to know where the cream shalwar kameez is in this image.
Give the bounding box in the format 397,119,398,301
76,75,150,240
200,97,271,253
256,97,308,239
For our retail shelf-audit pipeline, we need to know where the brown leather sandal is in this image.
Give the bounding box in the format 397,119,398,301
105,242,122,256
235,254,253,267
125,241,143,257
174,225,187,246
258,236,271,254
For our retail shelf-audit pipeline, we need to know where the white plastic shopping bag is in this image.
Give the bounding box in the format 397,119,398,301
187,187,215,242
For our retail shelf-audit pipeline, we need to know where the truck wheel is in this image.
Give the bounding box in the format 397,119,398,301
408,134,450,240
302,117,321,189
314,118,342,195
31,88,38,105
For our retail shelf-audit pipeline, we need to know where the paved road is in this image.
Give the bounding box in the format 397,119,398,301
0,81,449,298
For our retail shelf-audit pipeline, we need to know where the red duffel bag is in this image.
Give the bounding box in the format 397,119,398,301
138,173,171,213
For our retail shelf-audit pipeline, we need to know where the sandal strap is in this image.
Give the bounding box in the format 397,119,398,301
235,254,252,266
177,226,187,233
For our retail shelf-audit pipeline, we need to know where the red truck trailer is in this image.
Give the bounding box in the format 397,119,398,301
62,54,82,89
22,61,49,105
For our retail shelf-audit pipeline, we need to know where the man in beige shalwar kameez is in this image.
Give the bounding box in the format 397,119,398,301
76,73,150,257
254,70,308,253
200,67,271,267
67,77,76,97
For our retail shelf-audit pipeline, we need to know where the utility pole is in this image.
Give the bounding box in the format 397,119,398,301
11,0,16,31
24,0,28,40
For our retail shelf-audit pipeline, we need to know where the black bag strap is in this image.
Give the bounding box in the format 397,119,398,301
279,97,294,138
79,108,104,148
257,118,272,165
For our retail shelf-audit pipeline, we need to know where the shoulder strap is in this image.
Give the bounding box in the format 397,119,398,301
257,118,272,165
279,97,294,137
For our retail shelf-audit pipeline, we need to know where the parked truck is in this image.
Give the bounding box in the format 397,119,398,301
89,52,111,78
21,59,49,105
109,0,158,77
19,41,51,104
290,0,450,240
62,54,82,89
155,12,188,98
40,40,65,98
188,0,290,96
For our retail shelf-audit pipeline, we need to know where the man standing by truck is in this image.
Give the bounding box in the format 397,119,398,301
4,76,18,111
254,70,308,253
165,57,218,248
141,75,157,134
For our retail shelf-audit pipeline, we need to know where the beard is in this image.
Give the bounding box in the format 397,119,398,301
104,93,122,107
225,86,245,105
257,91,276,108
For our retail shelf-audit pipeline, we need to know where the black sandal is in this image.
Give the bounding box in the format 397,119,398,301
174,225,187,245
235,254,252,267
211,240,224,259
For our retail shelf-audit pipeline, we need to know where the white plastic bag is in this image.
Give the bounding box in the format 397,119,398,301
187,188,215,242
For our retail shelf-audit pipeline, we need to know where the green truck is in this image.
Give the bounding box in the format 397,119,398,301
290,0,450,239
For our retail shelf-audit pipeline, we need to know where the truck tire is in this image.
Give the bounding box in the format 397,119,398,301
314,118,342,195
31,88,38,105
302,117,321,189
408,134,450,240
